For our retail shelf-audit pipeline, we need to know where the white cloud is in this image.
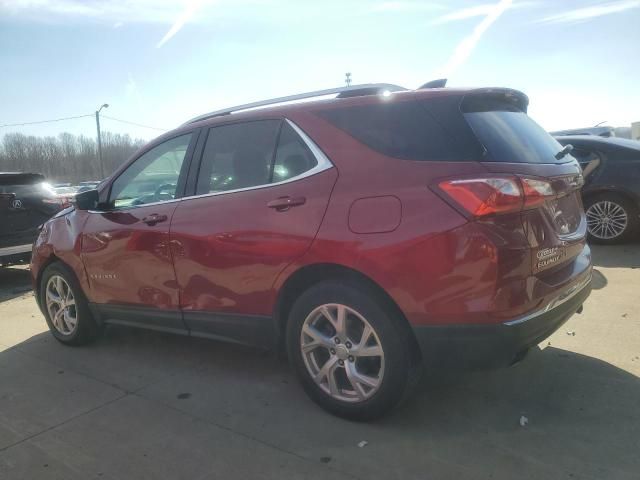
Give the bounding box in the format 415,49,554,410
371,1,444,13
1,0,216,47
156,0,209,48
538,0,640,24
0,0,199,24
437,0,513,77
430,1,536,25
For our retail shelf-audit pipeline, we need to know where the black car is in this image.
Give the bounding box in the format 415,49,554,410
555,136,640,244
0,173,66,266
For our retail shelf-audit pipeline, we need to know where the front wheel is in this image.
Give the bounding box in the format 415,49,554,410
40,262,102,346
286,281,420,420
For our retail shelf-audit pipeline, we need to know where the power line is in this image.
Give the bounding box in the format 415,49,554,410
101,115,168,131
0,114,93,128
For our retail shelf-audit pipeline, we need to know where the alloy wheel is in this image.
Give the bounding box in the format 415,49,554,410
46,275,78,335
300,303,385,403
586,200,628,240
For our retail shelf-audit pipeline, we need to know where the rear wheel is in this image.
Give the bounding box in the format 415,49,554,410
286,281,420,420
585,193,638,244
40,262,102,345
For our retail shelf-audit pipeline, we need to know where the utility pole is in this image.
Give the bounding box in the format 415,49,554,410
345,72,352,87
95,103,109,179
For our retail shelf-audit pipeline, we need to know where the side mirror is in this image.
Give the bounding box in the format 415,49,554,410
74,189,99,211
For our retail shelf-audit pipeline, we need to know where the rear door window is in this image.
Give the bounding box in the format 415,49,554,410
196,120,281,194
272,122,318,182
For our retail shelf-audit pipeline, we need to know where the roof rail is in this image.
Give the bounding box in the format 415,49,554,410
183,83,407,125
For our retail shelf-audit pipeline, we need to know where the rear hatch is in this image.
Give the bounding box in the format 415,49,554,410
0,173,62,249
460,91,587,275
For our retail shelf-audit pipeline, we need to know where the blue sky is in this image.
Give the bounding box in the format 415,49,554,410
1,0,639,141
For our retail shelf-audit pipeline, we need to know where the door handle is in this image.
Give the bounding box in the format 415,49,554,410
142,213,168,226
267,196,306,211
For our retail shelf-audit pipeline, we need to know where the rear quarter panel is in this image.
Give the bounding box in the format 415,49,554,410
275,112,505,326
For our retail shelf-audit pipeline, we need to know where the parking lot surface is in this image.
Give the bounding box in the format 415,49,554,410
0,245,638,479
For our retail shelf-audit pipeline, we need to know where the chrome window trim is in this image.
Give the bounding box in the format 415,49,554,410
179,118,334,202
87,119,333,213
0,243,33,256
87,197,181,214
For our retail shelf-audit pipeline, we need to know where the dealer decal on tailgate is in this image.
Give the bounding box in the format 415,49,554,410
536,247,566,269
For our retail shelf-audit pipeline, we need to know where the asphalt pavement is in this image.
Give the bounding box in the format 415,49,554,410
0,244,638,479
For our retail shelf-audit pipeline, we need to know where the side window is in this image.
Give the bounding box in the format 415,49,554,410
272,122,318,182
110,133,192,208
316,101,468,161
196,120,280,194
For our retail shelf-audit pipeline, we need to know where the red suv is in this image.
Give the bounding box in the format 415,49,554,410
31,84,592,419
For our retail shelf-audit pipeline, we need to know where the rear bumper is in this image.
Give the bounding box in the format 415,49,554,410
412,273,592,370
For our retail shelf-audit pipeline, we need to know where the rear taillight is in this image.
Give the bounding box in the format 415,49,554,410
436,176,554,218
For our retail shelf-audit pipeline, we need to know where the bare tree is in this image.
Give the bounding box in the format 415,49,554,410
0,131,145,184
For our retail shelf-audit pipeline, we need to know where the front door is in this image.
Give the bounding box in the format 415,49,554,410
81,132,196,333
170,120,337,346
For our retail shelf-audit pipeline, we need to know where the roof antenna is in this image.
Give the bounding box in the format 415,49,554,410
419,78,447,89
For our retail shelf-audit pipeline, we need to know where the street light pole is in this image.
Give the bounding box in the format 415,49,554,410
95,103,109,179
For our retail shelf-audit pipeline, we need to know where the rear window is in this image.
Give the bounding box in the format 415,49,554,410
316,101,472,161
463,97,566,164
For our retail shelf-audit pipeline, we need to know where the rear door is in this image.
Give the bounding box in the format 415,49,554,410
462,92,587,274
80,132,197,333
170,119,337,346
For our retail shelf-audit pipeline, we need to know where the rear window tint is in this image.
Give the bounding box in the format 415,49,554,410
463,97,566,164
316,101,472,161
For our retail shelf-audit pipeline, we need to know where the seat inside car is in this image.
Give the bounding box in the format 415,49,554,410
232,143,270,189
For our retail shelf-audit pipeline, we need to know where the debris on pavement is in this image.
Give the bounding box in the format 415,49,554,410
320,456,332,463
358,441,368,448
566,331,576,336
520,416,529,427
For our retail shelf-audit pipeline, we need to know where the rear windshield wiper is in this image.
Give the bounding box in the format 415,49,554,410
555,144,573,160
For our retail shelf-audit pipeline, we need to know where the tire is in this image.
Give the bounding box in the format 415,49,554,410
584,193,639,245
286,280,420,420
39,262,103,346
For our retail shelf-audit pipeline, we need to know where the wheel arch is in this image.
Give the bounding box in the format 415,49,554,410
273,262,421,363
35,254,86,313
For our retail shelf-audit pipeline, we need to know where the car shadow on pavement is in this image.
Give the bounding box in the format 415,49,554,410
0,265,32,303
3,325,639,479
590,244,640,269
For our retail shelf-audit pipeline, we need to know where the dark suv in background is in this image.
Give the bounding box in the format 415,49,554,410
0,173,67,266
31,84,592,419
555,135,640,244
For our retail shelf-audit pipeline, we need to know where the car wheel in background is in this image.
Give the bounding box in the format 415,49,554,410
40,262,103,345
585,193,639,245
286,281,420,420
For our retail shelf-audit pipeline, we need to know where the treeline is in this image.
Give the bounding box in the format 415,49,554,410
0,131,146,184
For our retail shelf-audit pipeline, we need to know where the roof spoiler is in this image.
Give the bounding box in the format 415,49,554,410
419,78,447,89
